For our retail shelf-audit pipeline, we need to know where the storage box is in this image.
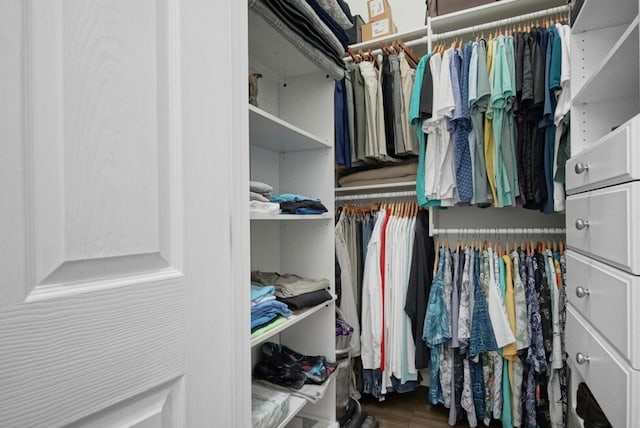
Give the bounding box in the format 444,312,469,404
427,0,498,17
362,17,398,41
367,0,393,22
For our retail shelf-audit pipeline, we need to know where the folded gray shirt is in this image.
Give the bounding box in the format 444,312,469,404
250,180,274,195
250,191,271,202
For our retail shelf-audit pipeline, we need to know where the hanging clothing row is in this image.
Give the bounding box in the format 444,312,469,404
412,17,571,213
335,41,422,168
335,199,568,427
335,202,429,398
424,242,567,428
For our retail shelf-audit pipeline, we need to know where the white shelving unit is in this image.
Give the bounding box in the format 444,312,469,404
566,1,640,426
571,0,640,152
248,7,336,427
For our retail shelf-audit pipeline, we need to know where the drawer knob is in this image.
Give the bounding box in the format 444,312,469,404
576,352,591,365
575,286,590,298
575,219,590,230
575,162,590,174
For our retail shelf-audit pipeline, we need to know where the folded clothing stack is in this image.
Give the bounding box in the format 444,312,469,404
253,342,337,391
250,181,273,202
337,162,418,187
251,382,290,428
270,193,328,215
251,284,290,338
251,288,292,332
248,0,351,81
250,181,281,215
251,271,333,310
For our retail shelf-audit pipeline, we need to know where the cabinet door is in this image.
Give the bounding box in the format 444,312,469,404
0,1,249,427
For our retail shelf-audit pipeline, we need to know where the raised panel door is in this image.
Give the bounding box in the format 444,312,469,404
0,0,249,426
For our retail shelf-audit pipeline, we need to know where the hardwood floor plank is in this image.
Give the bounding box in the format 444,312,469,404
360,386,504,427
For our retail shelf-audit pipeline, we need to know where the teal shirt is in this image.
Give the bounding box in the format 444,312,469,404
550,25,562,91
490,36,514,207
410,53,441,208
502,361,513,428
506,36,520,200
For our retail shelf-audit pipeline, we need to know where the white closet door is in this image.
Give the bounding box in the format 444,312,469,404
0,0,249,427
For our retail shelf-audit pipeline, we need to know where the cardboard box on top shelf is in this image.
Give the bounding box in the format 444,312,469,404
367,0,393,22
362,17,398,42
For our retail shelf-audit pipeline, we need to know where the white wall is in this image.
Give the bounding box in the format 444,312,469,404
348,0,427,32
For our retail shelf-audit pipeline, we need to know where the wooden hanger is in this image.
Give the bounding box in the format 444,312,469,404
349,48,359,63
357,48,366,62
397,39,419,66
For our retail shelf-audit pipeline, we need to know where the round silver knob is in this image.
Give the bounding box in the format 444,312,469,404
575,162,590,174
576,352,591,365
575,286,590,298
575,219,590,230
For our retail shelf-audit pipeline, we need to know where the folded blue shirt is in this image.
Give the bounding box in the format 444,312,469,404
251,284,275,303
251,300,292,320
251,299,292,330
270,193,321,203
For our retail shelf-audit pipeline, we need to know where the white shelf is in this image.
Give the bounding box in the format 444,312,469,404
572,0,638,33
276,396,307,428
250,213,332,221
573,18,639,105
251,297,336,348
249,105,330,153
429,0,566,34
348,26,429,52
334,181,415,193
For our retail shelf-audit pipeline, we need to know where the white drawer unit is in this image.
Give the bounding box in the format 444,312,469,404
565,306,640,428
568,1,640,426
566,181,640,275
566,114,640,195
566,250,640,369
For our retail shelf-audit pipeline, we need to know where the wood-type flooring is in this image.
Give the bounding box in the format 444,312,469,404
360,387,503,428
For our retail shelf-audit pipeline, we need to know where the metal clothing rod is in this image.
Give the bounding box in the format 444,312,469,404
431,227,566,235
335,190,416,202
431,5,570,42
343,37,429,64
